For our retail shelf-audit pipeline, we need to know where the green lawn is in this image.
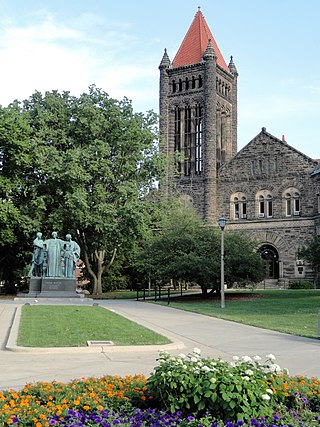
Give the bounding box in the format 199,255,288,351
158,290,320,339
17,305,171,347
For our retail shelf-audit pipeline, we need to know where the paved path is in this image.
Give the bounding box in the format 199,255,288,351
0,298,319,390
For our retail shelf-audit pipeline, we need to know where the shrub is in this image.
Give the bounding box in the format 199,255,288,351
147,349,282,422
288,280,315,289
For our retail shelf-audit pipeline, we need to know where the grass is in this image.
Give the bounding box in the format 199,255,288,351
157,289,320,339
17,305,171,347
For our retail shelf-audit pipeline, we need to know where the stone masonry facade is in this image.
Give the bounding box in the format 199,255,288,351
159,9,320,284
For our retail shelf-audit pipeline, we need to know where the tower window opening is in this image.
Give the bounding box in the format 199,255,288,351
198,75,203,88
184,106,192,176
195,104,203,175
174,107,181,173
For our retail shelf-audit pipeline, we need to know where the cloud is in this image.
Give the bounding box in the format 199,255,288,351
0,9,157,111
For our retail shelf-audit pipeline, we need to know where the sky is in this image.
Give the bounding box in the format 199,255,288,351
0,0,319,159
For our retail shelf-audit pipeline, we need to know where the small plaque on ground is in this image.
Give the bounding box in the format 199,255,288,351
87,340,114,346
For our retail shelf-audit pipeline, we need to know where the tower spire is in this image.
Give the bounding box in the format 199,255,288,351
159,48,171,69
172,8,228,70
228,55,238,76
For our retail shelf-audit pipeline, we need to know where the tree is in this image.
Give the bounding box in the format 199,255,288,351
0,86,166,294
224,232,265,286
298,237,320,284
137,202,265,295
0,104,38,290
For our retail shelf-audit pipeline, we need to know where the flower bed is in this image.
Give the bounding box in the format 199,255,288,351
0,351,319,427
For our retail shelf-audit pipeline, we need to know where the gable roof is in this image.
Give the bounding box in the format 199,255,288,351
172,8,229,71
219,127,319,176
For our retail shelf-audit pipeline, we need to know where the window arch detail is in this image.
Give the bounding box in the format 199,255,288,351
283,187,300,216
256,190,273,218
230,192,247,220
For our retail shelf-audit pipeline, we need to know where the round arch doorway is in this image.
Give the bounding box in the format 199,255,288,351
259,244,279,279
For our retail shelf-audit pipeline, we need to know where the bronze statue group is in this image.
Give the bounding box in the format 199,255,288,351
29,232,81,279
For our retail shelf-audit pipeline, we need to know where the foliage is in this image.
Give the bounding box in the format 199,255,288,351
0,374,148,426
137,202,266,295
0,105,37,289
288,280,315,289
298,237,320,271
147,349,281,421
0,87,166,294
0,358,319,426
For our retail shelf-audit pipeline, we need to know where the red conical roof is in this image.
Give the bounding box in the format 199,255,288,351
172,8,229,71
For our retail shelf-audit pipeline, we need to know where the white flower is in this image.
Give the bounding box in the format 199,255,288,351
201,365,211,373
178,353,186,359
269,363,281,373
265,354,276,361
242,376,250,381
230,362,236,368
241,355,252,363
210,377,217,384
266,388,273,395
190,357,198,363
193,347,201,355
261,394,271,401
159,350,169,359
245,369,254,376
232,356,240,361
253,355,262,361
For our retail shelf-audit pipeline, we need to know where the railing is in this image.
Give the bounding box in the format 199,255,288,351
136,286,184,305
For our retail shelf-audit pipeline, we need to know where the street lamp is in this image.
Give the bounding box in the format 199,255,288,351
218,216,226,309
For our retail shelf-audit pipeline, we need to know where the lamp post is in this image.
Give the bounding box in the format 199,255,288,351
218,216,226,309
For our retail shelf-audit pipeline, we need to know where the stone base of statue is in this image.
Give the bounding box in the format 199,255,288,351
27,277,42,297
24,277,82,298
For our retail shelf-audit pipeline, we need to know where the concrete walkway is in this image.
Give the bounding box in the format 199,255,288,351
0,298,319,390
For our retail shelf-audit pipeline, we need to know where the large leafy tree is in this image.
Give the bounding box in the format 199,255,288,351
0,86,165,294
137,203,265,295
0,105,37,289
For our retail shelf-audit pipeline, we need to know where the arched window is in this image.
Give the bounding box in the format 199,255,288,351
283,187,300,216
230,192,247,219
256,190,273,218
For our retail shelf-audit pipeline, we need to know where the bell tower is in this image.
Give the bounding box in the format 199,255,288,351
159,7,238,221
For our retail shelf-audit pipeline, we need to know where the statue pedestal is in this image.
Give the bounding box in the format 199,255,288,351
26,277,82,298
27,278,42,297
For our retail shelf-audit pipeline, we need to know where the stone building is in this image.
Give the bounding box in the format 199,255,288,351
159,7,320,285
